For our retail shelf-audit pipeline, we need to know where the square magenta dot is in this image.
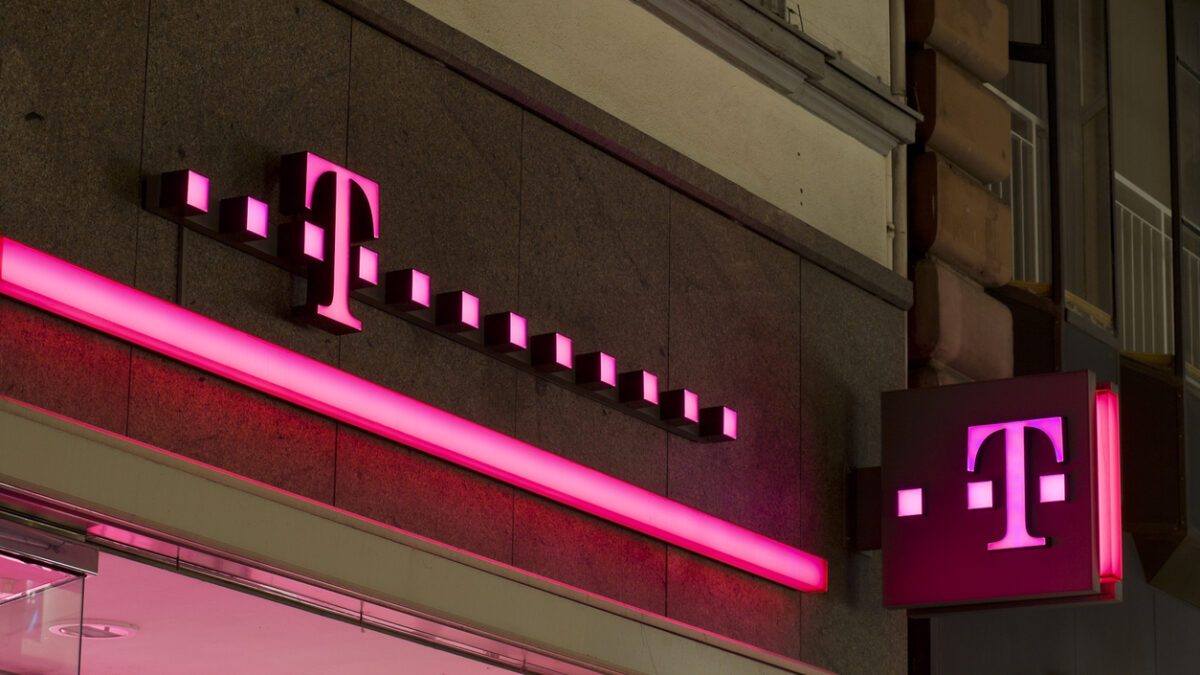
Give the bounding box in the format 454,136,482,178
302,222,324,261
1040,473,1066,503
897,488,923,517
460,292,479,329
357,247,378,285
642,372,658,405
598,353,616,387
682,390,699,422
722,407,737,439
245,197,268,238
967,480,993,510
411,270,430,307
510,314,527,349
186,171,209,213
554,334,573,369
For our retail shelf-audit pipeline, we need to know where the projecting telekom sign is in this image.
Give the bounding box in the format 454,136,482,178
882,372,1122,609
0,152,822,592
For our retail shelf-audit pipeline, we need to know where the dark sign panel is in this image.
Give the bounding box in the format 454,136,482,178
882,372,1121,609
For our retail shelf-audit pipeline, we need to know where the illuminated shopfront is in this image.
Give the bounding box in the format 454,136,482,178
0,1,918,673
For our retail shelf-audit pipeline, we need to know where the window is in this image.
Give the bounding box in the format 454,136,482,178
997,0,1117,331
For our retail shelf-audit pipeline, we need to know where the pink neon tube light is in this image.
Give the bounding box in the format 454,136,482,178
1095,388,1122,582
0,238,826,592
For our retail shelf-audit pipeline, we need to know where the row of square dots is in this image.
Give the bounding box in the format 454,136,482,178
896,475,1067,517
155,170,380,286
387,270,737,441
155,169,738,441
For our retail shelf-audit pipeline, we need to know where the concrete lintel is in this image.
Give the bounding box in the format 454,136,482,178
635,0,921,155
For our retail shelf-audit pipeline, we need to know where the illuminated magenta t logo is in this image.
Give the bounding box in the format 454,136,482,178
281,152,380,334
967,417,1065,550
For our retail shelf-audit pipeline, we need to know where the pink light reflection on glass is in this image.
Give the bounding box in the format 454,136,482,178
357,248,378,286
897,488,923,517
1039,473,1066,503
186,171,209,213
0,237,828,592
246,197,269,238
966,480,993,510
302,222,324,261
1096,388,1123,582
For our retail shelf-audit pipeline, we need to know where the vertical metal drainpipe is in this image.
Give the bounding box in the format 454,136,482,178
890,0,908,277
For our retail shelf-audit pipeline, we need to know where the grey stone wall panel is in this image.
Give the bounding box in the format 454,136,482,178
513,378,668,495
798,260,907,675
347,21,522,309
338,304,518,437
0,0,148,285
180,230,340,366
665,193,802,548
141,0,352,199
518,114,671,375
140,0,353,361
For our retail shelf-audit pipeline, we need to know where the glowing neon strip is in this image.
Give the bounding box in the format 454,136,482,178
0,238,826,591
1096,388,1122,582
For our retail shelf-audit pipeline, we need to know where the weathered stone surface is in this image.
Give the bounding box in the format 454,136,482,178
127,351,337,503
910,257,1013,380
799,261,908,674
910,152,1012,287
334,426,514,564
338,304,518,438
666,548,802,660
179,230,340,366
907,0,1009,83
1157,566,1200,673
514,378,667,494
911,49,1011,185
909,359,972,388
0,298,131,435
666,193,801,547
347,20,521,311
140,0,353,359
513,496,666,613
519,114,670,375
0,0,147,285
